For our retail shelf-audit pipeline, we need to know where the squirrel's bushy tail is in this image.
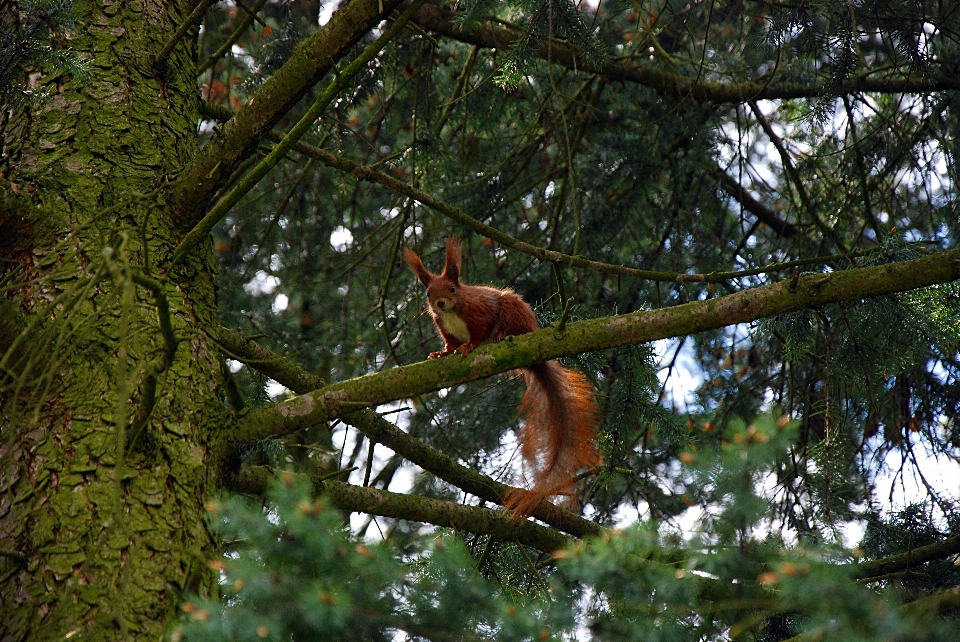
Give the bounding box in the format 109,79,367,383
506,361,600,515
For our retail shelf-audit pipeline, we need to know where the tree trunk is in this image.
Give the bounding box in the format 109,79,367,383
1,2,229,638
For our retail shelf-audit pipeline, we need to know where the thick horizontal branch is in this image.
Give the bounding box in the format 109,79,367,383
413,4,960,103
218,326,603,539
171,0,407,229
853,534,960,580
236,245,960,445
323,480,571,553
228,465,571,553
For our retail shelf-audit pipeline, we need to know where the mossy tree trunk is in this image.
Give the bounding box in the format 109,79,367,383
0,2,229,639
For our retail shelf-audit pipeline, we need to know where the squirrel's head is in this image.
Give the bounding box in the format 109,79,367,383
404,237,462,313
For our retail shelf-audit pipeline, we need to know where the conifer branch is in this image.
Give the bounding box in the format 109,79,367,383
199,101,869,284
227,465,572,552
853,534,960,580
254,131,913,285
322,480,572,553
901,585,960,616
170,0,409,231
196,0,270,75
170,0,426,268
717,171,797,238
215,327,326,392
235,246,960,452
127,272,179,442
217,327,603,539
340,408,603,539
412,3,960,102
130,273,178,369
748,101,846,252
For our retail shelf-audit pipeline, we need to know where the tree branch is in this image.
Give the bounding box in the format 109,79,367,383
323,480,571,553
717,171,797,238
217,327,603,539
170,0,426,268
853,534,960,580
781,582,960,642
171,0,408,230
196,0,270,75
235,246,960,447
340,408,603,539
198,106,877,284
215,327,326,392
901,585,960,617
412,3,960,103
154,0,219,74
228,465,572,553
260,130,805,284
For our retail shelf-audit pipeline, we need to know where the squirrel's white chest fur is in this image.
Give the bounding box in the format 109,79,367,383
436,310,471,343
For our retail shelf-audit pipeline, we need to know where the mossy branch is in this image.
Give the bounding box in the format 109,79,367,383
853,534,960,581
340,408,603,539
412,4,960,103
215,327,325,392
234,246,960,445
130,272,177,368
901,585,960,617
127,272,179,443
169,0,425,267
781,582,960,642
172,0,409,230
154,0,219,75
228,465,571,552
323,480,572,553
217,327,602,539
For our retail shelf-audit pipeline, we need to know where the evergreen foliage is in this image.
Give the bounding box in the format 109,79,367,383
177,415,960,641
0,0,90,104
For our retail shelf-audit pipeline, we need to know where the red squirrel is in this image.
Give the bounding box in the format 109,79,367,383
404,237,600,515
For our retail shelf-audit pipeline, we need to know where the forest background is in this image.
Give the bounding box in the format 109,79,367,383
2,0,960,640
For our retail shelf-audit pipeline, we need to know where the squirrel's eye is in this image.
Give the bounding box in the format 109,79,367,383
449,286,456,293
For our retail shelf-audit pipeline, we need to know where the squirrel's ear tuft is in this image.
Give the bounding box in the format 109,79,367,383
403,247,434,287
443,237,462,283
